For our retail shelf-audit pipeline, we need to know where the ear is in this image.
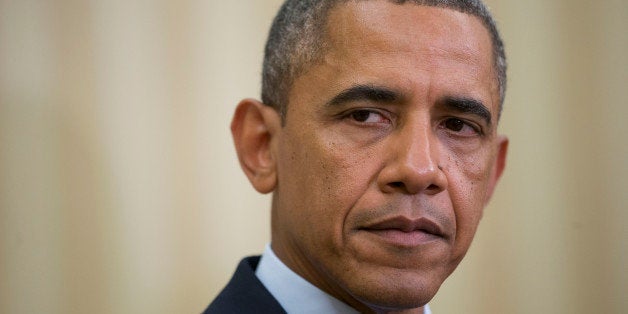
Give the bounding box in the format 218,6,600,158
484,135,508,204
231,99,282,194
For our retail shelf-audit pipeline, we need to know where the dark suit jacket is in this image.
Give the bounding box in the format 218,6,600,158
204,256,287,313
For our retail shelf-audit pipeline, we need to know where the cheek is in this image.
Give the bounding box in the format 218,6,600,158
305,129,378,196
277,129,375,239
444,149,493,254
447,146,493,198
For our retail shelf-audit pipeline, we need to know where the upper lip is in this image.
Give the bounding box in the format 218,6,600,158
360,216,445,237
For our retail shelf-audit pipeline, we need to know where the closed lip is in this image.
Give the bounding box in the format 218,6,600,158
359,216,446,238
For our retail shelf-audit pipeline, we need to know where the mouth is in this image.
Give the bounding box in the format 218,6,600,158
358,216,446,247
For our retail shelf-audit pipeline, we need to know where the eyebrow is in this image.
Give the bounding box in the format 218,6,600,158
326,85,492,126
327,84,399,107
441,97,492,127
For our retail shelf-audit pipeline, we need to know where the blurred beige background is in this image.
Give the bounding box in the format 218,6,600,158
1,0,626,313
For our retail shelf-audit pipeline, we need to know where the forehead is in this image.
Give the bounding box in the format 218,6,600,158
325,1,493,68
287,0,500,115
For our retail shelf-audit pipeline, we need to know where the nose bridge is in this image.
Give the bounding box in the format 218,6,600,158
398,117,438,173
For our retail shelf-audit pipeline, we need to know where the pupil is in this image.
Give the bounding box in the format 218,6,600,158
352,111,370,122
446,119,464,131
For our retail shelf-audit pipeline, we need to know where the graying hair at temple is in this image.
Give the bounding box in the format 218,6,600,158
261,0,507,120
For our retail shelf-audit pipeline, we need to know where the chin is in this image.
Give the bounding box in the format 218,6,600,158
348,270,443,312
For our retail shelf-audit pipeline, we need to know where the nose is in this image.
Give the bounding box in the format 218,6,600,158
377,121,447,195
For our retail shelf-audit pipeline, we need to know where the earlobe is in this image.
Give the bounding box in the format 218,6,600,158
485,136,508,204
231,99,282,194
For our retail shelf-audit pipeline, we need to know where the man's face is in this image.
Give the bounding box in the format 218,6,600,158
269,1,507,311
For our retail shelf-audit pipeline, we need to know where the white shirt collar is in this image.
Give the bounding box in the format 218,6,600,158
255,244,432,314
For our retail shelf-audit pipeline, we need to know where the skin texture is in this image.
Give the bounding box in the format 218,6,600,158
231,1,508,313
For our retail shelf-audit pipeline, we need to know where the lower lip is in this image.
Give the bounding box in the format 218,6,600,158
363,229,440,247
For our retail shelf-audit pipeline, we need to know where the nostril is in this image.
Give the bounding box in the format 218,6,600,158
426,184,439,191
386,182,440,193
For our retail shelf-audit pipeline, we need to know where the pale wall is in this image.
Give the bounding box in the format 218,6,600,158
1,1,626,313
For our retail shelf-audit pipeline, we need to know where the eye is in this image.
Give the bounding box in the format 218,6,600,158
444,118,465,131
442,118,480,136
347,109,389,124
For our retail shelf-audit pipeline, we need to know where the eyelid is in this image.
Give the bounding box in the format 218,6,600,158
442,117,484,136
440,97,492,128
461,118,482,134
340,107,389,117
341,108,394,124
